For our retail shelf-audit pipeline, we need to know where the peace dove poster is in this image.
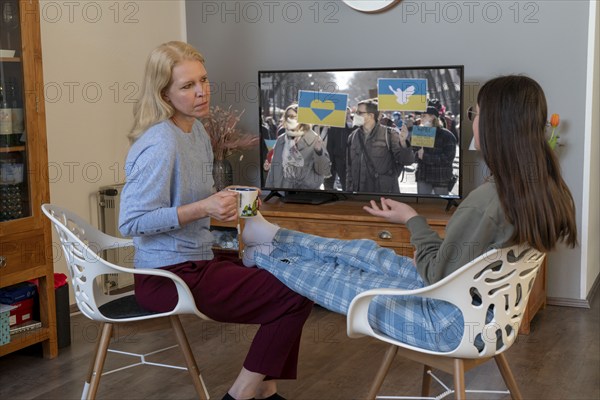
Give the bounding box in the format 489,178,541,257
377,78,428,112
297,90,349,128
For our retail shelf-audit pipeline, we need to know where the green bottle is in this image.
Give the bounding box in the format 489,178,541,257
0,83,14,145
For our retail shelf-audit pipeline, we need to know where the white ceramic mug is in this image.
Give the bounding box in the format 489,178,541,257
228,187,259,218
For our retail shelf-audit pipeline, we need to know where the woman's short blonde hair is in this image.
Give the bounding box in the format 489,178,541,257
128,41,205,143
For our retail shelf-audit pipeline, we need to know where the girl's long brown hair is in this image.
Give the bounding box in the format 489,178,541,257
478,75,577,252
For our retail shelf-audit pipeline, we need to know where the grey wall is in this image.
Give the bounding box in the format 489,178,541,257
186,0,594,301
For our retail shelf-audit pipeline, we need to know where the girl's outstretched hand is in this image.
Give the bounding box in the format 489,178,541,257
363,197,419,224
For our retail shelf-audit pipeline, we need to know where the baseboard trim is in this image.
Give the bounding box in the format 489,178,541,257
547,297,591,308
546,273,599,309
586,273,600,304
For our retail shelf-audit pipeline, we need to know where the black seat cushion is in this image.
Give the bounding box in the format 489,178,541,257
98,295,159,319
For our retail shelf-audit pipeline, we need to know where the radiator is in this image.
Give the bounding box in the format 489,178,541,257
97,183,134,293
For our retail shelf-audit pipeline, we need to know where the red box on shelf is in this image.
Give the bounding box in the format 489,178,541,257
8,298,34,327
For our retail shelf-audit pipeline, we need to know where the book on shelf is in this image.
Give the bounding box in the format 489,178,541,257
10,320,42,335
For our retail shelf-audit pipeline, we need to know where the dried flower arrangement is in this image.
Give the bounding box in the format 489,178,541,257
202,106,259,161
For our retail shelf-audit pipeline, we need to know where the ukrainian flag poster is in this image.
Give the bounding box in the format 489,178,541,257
378,78,428,112
411,126,437,148
297,90,348,128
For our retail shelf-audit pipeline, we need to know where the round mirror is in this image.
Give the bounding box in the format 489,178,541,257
342,0,400,13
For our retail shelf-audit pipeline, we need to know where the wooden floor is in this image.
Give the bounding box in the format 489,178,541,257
1,293,598,400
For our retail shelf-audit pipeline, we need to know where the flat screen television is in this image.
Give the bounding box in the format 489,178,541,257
258,65,463,206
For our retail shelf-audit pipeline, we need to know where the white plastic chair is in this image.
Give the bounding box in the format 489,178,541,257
347,245,545,400
42,204,211,400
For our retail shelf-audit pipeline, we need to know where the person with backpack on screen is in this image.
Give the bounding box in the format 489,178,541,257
346,99,414,193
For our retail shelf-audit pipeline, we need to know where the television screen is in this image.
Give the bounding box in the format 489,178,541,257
258,65,463,204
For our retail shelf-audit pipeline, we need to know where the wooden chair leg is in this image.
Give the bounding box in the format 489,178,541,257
170,316,209,400
86,323,113,400
81,324,103,399
452,359,466,400
366,344,398,400
421,365,432,397
495,353,523,400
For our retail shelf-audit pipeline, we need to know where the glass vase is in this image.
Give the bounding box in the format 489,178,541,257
213,159,233,191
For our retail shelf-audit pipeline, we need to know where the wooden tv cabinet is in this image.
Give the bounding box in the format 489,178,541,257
214,198,546,334
260,199,450,257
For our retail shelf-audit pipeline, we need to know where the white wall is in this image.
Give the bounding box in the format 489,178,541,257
583,1,600,299
40,0,187,300
185,0,598,302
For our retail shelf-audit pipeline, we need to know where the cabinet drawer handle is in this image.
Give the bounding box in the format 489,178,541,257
378,230,392,240
0,256,6,268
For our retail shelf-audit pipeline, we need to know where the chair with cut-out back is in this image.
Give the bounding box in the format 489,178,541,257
42,204,211,400
347,245,545,400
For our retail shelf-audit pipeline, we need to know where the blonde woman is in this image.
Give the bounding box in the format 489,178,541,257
119,41,312,400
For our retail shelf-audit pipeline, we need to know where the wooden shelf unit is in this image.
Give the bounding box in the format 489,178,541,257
0,0,57,358
0,145,25,152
